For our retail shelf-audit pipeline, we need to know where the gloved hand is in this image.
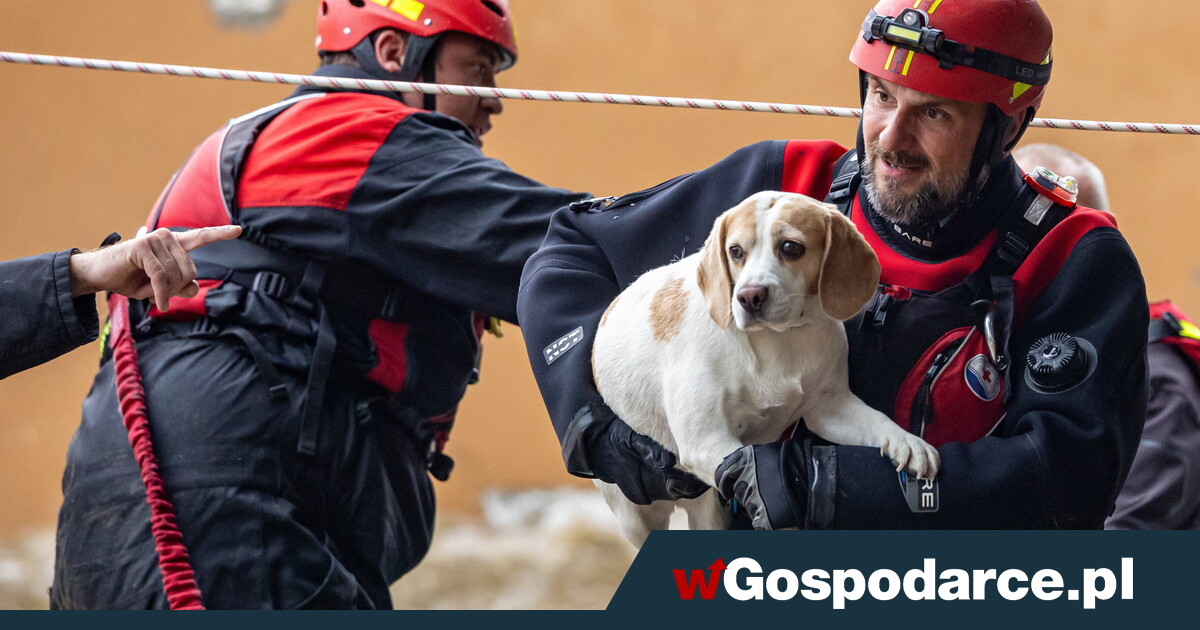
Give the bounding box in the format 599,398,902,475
715,443,802,530
715,442,825,530
575,405,709,505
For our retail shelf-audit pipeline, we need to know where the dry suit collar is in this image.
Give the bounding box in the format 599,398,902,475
293,64,404,102
858,155,1024,261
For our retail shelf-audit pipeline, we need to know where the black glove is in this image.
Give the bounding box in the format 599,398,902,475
715,441,837,530
566,404,708,505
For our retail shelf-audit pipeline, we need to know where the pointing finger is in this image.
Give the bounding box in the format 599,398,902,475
175,225,243,251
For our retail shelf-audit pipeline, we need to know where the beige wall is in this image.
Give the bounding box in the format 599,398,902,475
2,0,1198,536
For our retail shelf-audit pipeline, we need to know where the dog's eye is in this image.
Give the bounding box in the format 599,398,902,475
779,240,806,259
728,245,744,261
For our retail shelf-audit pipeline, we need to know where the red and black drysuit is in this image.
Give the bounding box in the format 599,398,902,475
518,139,1147,530
51,65,587,609
0,250,99,379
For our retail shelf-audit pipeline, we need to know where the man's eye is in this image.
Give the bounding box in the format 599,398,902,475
926,108,942,119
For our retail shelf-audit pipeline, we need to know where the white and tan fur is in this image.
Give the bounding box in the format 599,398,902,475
592,191,939,546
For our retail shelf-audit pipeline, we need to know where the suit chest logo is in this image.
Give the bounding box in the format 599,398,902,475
964,354,1001,401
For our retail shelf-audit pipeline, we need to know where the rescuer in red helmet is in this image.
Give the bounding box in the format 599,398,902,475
48,0,654,609
519,0,1148,531
314,0,517,143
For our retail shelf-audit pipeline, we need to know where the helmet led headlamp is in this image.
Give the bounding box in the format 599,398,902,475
862,8,1050,86
868,8,945,56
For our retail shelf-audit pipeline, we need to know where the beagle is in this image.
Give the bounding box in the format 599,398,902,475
592,191,940,546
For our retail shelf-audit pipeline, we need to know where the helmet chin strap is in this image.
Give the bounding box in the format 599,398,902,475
960,105,1034,208
351,33,441,111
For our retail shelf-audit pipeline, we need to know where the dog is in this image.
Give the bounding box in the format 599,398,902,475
591,191,940,546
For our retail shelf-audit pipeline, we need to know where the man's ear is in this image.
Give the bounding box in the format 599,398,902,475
374,29,408,75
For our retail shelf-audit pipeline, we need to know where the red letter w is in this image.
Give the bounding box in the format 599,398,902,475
673,558,727,600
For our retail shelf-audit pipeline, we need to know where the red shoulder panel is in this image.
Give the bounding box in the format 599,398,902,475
781,139,847,199
149,129,232,230
238,93,419,212
1013,208,1118,321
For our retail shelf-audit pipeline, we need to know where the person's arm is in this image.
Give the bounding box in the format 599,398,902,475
345,113,591,324
1106,342,1200,529
518,140,844,502
515,185,715,504
0,250,99,379
718,227,1148,528
0,226,240,379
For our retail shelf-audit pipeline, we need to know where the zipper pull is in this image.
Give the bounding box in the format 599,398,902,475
858,290,882,331
925,353,949,380
873,293,894,329
911,352,950,436
868,286,910,331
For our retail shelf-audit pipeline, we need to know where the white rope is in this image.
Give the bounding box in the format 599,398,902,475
4,50,1198,136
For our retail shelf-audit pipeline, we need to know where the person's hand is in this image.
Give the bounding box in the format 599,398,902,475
715,443,806,530
586,411,710,505
69,225,242,310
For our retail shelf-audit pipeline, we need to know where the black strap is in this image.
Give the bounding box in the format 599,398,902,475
1150,313,1182,344
295,261,333,457
186,240,336,457
188,238,415,322
824,149,861,218
211,323,289,403
966,185,1073,379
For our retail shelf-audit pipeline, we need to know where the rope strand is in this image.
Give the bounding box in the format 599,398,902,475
3,50,1198,135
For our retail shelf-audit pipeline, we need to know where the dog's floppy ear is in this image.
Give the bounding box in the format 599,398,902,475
696,209,734,328
819,209,881,321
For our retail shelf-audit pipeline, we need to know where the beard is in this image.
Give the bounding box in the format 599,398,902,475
861,140,969,225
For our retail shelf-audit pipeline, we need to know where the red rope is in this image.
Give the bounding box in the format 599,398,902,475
107,294,205,610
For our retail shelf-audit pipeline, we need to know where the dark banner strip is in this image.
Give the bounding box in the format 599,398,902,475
609,530,1198,623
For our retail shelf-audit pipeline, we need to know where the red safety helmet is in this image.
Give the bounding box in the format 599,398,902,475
316,0,518,70
849,0,1052,116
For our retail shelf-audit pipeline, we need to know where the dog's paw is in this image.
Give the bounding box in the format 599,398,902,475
879,434,941,479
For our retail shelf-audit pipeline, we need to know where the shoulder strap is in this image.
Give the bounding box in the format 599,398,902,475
970,178,1074,379
1150,316,1178,345
824,149,860,218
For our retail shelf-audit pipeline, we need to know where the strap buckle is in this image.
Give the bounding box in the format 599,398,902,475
996,232,1030,269
380,288,407,321
251,271,290,299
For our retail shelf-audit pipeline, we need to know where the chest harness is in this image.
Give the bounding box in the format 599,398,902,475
142,93,481,475
825,151,1079,444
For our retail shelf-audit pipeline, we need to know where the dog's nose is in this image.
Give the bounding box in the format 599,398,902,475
737,285,769,313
